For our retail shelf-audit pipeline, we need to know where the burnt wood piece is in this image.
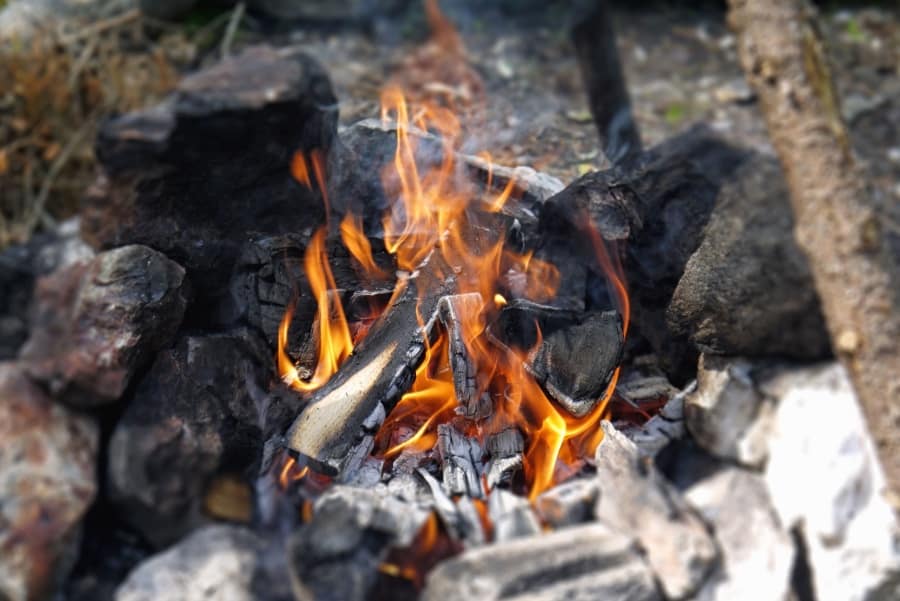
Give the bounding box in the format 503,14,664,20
487,489,541,542
84,46,338,322
437,424,484,499
416,468,485,546
286,252,456,476
422,522,660,601
572,0,642,165
529,310,624,418
489,301,624,418
438,293,489,419
484,428,524,489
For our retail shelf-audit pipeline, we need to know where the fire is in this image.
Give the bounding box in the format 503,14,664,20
278,228,354,392
277,1,631,503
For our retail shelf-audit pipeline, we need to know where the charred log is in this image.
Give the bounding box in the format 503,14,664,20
285,252,456,475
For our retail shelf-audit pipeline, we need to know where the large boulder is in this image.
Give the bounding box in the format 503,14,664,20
667,155,829,359
106,330,286,547
20,244,188,407
0,363,98,601
82,46,338,318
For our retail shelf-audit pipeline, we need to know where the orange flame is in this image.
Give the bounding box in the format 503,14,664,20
278,455,309,489
278,228,354,392
278,1,631,504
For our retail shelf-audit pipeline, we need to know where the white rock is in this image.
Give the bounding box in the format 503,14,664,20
115,525,263,601
686,468,794,601
763,363,900,601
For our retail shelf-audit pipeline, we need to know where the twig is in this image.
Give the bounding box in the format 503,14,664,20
58,8,141,45
25,122,92,235
220,2,246,58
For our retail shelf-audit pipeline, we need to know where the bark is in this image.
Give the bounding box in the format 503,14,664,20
727,0,900,507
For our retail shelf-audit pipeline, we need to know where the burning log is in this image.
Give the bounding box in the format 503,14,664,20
438,293,488,419
484,428,524,490
285,252,456,475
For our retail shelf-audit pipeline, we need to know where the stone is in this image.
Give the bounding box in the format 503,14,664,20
83,46,338,315
0,362,98,601
0,219,93,360
20,244,188,407
422,523,660,601
762,363,900,601
106,330,274,547
684,355,774,468
667,155,830,360
685,468,794,601
115,525,292,601
594,421,718,599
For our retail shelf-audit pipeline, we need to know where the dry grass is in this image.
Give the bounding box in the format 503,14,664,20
0,10,192,248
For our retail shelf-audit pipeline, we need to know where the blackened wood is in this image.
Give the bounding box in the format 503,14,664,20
529,310,624,418
285,252,455,476
437,424,484,499
571,0,642,166
438,293,489,419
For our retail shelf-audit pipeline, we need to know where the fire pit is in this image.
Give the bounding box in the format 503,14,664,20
1,2,898,601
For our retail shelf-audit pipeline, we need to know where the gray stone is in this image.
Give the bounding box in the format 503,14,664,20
0,362,98,601
115,525,289,601
685,468,794,601
594,421,717,599
107,331,273,547
667,155,830,360
422,523,660,601
20,244,188,407
684,355,774,467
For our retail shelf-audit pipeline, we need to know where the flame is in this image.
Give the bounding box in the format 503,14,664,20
340,214,388,280
278,228,354,392
278,0,631,504
278,455,309,489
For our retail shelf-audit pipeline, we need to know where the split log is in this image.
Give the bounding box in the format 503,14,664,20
285,251,456,475
727,0,900,505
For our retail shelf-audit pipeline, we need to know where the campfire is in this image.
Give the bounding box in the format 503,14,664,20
2,1,898,601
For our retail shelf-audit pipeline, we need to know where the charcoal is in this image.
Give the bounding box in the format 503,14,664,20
83,46,338,318
20,244,188,407
286,253,455,476
625,382,690,459
438,293,486,418
0,362,98,601
107,330,273,547
594,421,718,599
422,523,660,601
387,472,430,504
437,424,484,499
529,310,624,418
416,468,483,546
534,478,599,528
667,155,829,360
484,428,524,489
488,489,541,542
538,126,749,381
0,219,93,360
455,496,487,548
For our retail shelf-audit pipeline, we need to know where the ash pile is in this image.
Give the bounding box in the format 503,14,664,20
0,10,899,601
